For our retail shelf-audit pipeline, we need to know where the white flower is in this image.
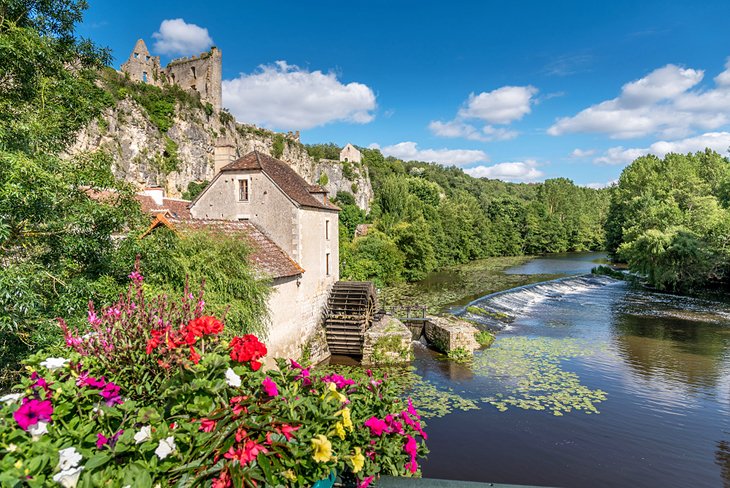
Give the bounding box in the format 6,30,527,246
0,393,22,403
7,443,17,452
155,436,176,460
40,357,69,371
52,466,83,488
57,447,82,471
134,425,152,444
29,421,48,440
225,368,242,387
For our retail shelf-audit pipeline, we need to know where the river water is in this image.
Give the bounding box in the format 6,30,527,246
417,253,730,487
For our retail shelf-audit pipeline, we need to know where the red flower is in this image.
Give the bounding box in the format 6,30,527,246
229,335,267,369
212,470,231,488
187,316,224,337
189,346,201,364
199,418,217,432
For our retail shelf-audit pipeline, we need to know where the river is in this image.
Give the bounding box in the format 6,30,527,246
415,253,730,487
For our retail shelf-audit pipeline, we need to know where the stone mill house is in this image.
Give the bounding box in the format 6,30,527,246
185,151,340,360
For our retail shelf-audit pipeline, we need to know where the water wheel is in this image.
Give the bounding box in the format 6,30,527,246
324,281,377,356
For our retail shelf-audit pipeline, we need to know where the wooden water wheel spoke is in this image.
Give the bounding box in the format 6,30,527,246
324,281,377,356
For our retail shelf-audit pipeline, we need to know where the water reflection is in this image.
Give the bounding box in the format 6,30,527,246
717,437,730,488
612,294,729,389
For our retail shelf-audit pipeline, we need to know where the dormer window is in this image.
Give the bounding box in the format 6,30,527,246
237,178,249,202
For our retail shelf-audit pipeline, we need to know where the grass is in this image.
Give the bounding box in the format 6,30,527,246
379,255,561,313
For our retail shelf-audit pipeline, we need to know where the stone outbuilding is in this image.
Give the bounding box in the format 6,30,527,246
339,143,362,164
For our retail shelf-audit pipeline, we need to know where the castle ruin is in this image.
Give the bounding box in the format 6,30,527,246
121,39,222,111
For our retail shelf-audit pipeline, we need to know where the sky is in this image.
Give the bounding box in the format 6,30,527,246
78,0,730,187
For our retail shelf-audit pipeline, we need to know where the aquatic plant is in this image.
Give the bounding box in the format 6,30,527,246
475,337,608,416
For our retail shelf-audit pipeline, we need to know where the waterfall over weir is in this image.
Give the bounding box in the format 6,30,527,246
458,274,621,330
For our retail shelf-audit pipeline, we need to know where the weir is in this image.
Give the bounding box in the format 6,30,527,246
459,274,620,330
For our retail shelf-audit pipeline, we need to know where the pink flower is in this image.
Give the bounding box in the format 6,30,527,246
364,416,387,436
403,435,418,457
262,377,279,397
289,359,303,369
13,399,53,431
407,398,420,419
405,459,418,473
358,475,374,488
200,418,217,432
87,309,102,326
96,430,122,450
128,271,144,284
321,374,355,389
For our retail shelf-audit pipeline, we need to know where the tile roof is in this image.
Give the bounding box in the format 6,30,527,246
220,151,339,211
170,219,304,279
135,195,192,219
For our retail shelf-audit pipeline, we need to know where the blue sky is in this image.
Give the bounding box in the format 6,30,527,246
79,0,730,186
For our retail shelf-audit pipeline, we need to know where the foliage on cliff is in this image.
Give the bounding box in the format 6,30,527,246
605,150,730,292
338,147,610,286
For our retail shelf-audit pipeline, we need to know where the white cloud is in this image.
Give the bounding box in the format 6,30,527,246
464,160,543,182
584,180,618,189
549,61,730,139
222,61,376,130
152,19,213,56
428,120,518,142
570,148,596,158
429,85,537,142
379,141,488,166
458,86,539,124
594,131,730,165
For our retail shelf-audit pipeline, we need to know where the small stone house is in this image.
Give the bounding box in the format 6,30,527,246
189,151,340,359
339,143,362,163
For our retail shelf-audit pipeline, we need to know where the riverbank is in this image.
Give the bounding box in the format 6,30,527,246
379,255,561,313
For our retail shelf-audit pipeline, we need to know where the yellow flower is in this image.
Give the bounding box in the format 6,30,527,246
283,470,296,481
324,382,347,403
350,447,365,473
334,421,346,440
337,407,353,431
311,435,333,463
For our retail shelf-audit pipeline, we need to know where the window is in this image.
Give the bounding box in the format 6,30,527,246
142,72,148,83
134,52,139,59
326,253,330,276
325,220,330,240
191,66,197,78
237,179,249,202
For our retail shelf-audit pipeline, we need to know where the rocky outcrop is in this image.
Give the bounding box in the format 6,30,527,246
67,95,373,211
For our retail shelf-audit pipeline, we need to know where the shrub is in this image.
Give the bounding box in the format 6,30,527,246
272,134,285,159
0,268,428,487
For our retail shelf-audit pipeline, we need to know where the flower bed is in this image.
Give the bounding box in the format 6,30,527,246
0,266,427,487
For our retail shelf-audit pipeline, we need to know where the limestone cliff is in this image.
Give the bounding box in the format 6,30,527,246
67,79,373,211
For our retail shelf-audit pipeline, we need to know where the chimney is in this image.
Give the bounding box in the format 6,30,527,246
141,187,165,206
214,139,237,174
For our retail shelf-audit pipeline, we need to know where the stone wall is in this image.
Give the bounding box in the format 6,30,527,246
362,316,413,365
164,48,222,111
424,316,480,355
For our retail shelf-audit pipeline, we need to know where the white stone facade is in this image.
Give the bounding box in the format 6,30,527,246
339,143,362,163
189,151,339,360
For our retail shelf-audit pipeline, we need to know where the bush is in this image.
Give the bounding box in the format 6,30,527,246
0,270,428,486
272,134,285,159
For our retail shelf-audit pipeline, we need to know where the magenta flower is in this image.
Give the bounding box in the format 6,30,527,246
407,398,420,419
364,416,387,436
97,429,123,449
262,377,279,397
99,382,122,406
13,399,53,431
358,475,374,488
128,271,144,284
321,374,355,389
